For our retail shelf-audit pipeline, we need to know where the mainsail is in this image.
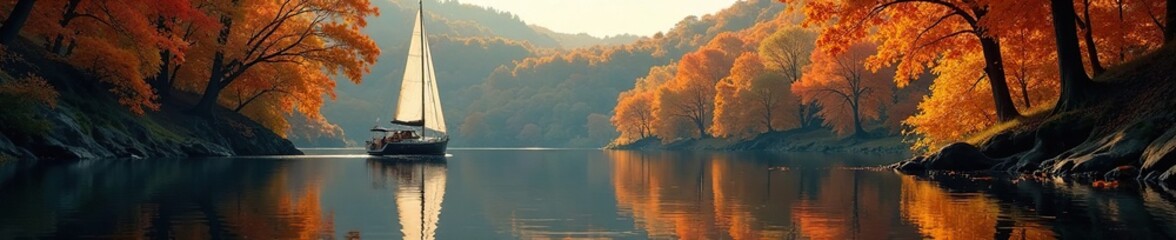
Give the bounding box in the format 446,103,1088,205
394,11,447,137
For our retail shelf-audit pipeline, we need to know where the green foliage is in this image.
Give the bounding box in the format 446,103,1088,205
0,74,59,138
0,95,50,137
142,116,184,142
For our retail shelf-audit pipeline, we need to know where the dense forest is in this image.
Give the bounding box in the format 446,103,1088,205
319,0,787,147
454,0,786,147
611,0,1171,154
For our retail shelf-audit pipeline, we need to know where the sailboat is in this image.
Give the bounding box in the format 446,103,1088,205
367,1,448,156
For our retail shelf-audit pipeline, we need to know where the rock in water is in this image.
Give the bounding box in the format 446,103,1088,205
1104,165,1139,180
923,142,999,171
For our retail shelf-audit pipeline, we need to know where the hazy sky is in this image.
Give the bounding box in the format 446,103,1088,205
450,0,740,37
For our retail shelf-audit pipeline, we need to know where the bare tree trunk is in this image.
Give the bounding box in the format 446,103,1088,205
1079,1,1106,76
1167,0,1176,44
0,0,36,45
852,107,866,138
978,36,1022,121
1051,0,1096,113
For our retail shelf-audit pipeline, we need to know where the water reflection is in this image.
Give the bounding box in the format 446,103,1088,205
899,173,1176,239
608,151,916,239
1,150,1175,239
0,158,335,239
367,158,447,240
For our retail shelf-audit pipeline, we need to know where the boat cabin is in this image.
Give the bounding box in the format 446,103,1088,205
367,127,421,149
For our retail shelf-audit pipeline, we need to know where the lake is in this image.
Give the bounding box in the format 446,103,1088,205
1,149,1175,239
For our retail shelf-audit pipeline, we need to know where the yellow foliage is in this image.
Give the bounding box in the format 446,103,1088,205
711,52,799,139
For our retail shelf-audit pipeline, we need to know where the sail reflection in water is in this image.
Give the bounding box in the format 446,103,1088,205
367,158,447,240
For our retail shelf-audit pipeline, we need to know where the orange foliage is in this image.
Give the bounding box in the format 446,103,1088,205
711,52,798,139
612,65,675,143
164,0,380,133
792,42,893,137
223,61,336,136
17,0,211,114
653,46,739,140
783,0,1165,149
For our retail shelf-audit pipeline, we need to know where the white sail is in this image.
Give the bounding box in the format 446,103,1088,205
394,11,447,136
395,163,447,240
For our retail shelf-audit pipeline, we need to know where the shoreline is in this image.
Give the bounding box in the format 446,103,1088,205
0,39,301,164
608,128,911,155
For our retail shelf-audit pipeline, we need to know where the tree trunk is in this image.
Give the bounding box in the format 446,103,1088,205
0,0,36,46
977,36,1022,121
192,50,227,117
852,104,866,138
191,3,238,117
1080,2,1105,76
1020,80,1032,108
1166,0,1175,44
153,50,174,100
1051,0,1095,113
193,83,222,117
50,0,80,54
694,116,706,139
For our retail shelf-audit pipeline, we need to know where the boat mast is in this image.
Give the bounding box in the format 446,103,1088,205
419,0,426,139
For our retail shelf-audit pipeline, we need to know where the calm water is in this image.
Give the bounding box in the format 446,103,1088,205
1,149,1175,239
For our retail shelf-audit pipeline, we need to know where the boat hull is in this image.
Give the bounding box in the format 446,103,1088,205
368,139,448,156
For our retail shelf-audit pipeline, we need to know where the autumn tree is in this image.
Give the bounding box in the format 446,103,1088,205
149,0,219,100
758,27,820,129
613,92,655,141
1050,0,1096,113
792,43,892,137
783,0,1023,122
17,0,211,114
653,37,741,139
612,64,675,143
187,0,380,117
711,52,798,138
0,0,36,45
222,60,337,134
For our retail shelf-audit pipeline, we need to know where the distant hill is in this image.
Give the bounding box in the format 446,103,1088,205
530,25,641,49
313,0,789,148
456,0,788,147
310,0,542,147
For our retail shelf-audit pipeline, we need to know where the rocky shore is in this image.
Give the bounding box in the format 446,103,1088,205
890,45,1176,184
0,40,301,166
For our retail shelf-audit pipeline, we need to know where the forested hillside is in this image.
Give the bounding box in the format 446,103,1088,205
529,25,640,49
312,0,555,147
321,0,784,147
456,0,786,147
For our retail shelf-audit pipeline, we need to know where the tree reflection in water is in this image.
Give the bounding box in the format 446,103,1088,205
0,158,335,239
608,150,914,239
606,150,1176,239
1,151,1175,239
